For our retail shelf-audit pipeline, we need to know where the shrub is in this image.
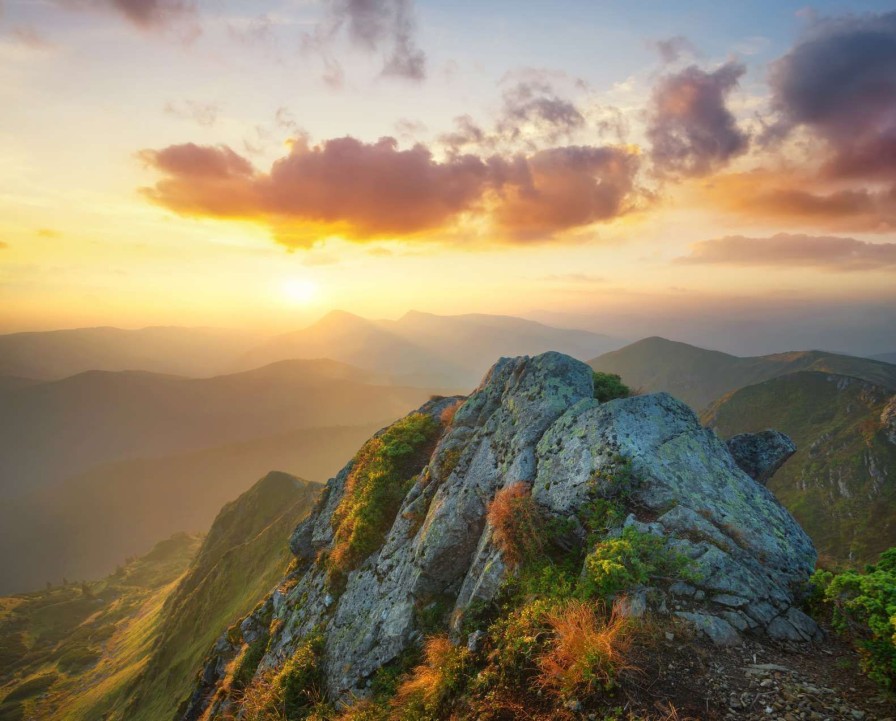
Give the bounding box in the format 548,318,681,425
487,482,546,568
439,399,463,426
277,632,326,719
232,635,268,690
592,372,632,403
393,636,470,719
811,546,896,688
536,599,635,698
328,413,440,584
580,527,692,599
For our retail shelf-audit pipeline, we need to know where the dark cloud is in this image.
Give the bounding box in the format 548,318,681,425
439,115,488,153
678,233,896,271
496,79,585,143
307,0,426,83
58,0,197,33
139,136,641,247
767,11,896,181
163,100,220,128
647,61,749,177
653,35,696,64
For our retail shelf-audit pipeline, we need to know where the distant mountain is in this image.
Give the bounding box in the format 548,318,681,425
0,423,376,594
239,309,621,386
0,326,261,380
590,336,896,410
703,371,896,565
0,358,442,497
0,472,319,721
872,351,896,365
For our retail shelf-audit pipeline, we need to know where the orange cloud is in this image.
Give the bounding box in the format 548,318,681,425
139,136,642,247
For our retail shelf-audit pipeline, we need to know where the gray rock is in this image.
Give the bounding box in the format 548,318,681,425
726,430,797,485
882,396,896,445
183,352,822,713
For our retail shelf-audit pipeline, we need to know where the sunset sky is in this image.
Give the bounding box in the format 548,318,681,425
1,0,895,353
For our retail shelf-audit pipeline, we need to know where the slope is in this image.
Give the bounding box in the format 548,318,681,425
590,336,896,410
0,358,442,497
703,371,896,564
0,424,379,594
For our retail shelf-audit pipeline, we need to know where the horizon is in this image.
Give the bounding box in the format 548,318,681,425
1,1,895,354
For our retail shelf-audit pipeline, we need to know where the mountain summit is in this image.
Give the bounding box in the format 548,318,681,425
183,352,819,718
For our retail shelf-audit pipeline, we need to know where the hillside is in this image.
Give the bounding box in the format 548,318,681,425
0,326,260,380
0,472,320,721
873,351,896,365
0,532,202,721
0,358,443,498
703,371,896,565
239,310,620,386
0,424,378,594
590,336,896,410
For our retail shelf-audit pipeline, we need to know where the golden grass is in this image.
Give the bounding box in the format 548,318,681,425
486,482,545,567
535,599,636,699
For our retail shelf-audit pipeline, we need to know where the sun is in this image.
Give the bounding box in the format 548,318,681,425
281,278,318,305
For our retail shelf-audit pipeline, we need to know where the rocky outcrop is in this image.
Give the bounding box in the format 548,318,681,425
882,396,896,445
183,352,821,717
726,430,797,485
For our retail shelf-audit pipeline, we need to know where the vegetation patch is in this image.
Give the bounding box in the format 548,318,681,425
593,372,633,403
487,482,546,568
328,413,441,585
810,546,896,689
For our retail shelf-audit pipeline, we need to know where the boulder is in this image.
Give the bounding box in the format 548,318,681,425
726,430,797,485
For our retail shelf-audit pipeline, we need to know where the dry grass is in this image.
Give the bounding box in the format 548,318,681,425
536,599,636,699
236,670,286,721
394,636,470,712
487,482,545,567
439,399,464,426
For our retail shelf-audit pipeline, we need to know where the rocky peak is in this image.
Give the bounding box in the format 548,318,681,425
726,430,797,485
183,352,820,719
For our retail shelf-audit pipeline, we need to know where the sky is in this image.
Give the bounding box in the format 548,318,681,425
0,0,895,354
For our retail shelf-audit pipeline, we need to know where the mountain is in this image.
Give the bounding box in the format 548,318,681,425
873,351,896,365
239,309,621,386
703,371,896,565
176,353,829,720
590,336,896,410
0,423,378,594
0,472,320,721
0,326,261,380
0,358,443,498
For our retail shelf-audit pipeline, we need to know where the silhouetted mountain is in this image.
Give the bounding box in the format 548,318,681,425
590,337,896,409
240,309,620,385
0,358,443,498
0,326,260,380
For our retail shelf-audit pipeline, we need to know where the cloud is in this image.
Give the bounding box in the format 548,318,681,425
653,35,696,64
0,241,7,250
164,100,220,128
697,169,896,233
139,136,641,247
306,0,426,82
678,233,896,271
58,0,198,35
496,78,585,144
647,61,749,177
767,11,896,182
37,228,61,238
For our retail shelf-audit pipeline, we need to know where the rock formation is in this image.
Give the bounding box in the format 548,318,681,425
183,352,820,719
726,429,797,485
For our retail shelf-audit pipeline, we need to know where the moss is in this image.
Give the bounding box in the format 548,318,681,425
327,413,440,586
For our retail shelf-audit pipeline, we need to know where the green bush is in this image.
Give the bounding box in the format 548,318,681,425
811,547,896,688
592,372,632,403
580,527,692,599
232,635,268,689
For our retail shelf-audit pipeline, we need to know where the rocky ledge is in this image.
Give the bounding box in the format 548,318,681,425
182,352,821,719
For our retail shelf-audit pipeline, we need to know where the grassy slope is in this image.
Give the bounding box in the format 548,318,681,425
590,336,896,410
0,533,202,721
0,423,377,594
703,371,896,564
116,471,321,721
